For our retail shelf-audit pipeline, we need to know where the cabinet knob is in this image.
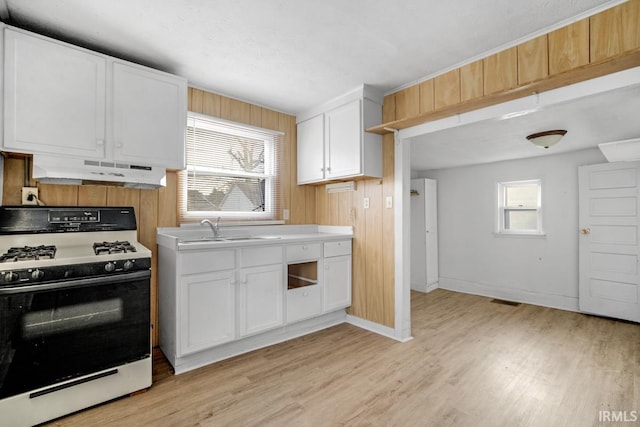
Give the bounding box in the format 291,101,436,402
302,245,307,250
96,140,104,146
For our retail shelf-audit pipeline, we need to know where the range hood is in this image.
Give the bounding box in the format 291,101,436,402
32,154,166,188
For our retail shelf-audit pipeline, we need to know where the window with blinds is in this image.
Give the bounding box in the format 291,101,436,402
179,112,283,221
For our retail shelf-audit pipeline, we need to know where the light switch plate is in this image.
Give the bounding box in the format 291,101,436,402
385,196,393,208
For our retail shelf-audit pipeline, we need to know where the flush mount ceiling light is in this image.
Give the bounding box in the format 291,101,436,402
526,130,567,149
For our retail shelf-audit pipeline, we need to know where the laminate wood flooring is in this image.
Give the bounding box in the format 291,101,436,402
46,290,639,426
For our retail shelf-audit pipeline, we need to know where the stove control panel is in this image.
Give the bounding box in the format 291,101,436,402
0,257,151,286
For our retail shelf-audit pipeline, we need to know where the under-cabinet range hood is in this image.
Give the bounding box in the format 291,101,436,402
32,154,166,188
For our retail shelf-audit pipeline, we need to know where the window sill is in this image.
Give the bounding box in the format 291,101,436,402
493,232,546,239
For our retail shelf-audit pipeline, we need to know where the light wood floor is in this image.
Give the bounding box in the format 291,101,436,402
47,290,639,426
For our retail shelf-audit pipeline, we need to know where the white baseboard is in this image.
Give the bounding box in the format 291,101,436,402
426,282,439,293
439,277,579,312
411,281,439,294
346,315,411,342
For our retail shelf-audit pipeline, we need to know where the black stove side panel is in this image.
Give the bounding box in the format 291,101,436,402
0,206,137,234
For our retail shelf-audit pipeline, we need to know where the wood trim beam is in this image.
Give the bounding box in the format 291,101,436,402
368,48,640,135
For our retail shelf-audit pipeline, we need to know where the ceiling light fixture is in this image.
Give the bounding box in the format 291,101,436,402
526,130,567,149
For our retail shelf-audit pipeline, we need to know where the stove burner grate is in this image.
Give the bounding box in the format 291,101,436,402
93,240,137,255
0,245,57,262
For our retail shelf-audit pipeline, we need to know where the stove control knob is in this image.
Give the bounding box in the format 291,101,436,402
4,272,19,282
105,262,116,273
31,269,44,280
123,260,134,271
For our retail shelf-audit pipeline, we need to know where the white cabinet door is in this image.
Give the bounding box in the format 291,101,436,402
112,62,187,169
239,264,284,336
297,114,325,184
3,29,106,158
325,99,361,179
323,255,352,312
178,270,236,356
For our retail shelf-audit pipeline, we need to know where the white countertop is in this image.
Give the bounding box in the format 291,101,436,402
157,224,353,251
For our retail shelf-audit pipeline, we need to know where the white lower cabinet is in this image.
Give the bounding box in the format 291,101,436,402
287,284,322,323
179,270,235,356
323,240,352,312
239,264,284,336
158,236,353,373
324,255,352,312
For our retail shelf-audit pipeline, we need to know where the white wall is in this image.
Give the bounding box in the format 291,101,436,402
416,148,606,311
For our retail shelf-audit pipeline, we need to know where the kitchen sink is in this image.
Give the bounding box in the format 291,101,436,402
179,235,281,244
179,237,227,243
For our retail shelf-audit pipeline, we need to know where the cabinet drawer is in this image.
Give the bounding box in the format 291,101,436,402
287,284,322,323
324,240,352,257
287,243,322,262
181,250,235,275
240,245,283,268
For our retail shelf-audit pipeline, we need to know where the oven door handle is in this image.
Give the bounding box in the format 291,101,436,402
0,270,151,295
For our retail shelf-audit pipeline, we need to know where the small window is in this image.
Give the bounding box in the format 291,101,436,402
497,180,542,234
179,113,283,221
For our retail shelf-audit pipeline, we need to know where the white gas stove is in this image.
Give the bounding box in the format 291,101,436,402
0,206,152,426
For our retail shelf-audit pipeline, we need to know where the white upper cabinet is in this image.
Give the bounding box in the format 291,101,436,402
4,29,107,158
296,114,324,183
325,100,361,179
2,27,187,169
296,84,382,185
112,62,186,169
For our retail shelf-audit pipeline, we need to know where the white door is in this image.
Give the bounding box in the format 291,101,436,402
410,178,438,292
325,99,361,179
239,264,284,336
178,270,236,356
297,114,325,184
410,179,427,290
424,179,439,286
112,62,187,168
578,162,640,322
4,29,106,158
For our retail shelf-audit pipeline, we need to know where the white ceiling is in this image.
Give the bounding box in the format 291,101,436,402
409,81,640,171
0,0,622,115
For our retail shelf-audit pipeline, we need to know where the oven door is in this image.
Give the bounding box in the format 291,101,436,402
0,270,150,400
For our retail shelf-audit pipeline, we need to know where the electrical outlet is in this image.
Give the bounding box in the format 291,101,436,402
363,197,370,209
283,209,290,220
22,187,39,205
385,196,393,209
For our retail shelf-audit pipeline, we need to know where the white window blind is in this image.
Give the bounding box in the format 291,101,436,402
178,112,283,221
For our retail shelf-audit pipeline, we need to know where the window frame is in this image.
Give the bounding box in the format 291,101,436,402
496,179,543,235
181,112,280,221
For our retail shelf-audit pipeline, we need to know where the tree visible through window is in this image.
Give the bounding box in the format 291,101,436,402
179,113,282,220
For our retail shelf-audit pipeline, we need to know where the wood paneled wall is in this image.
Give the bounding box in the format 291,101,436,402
315,132,395,328
1,89,314,346
372,0,640,133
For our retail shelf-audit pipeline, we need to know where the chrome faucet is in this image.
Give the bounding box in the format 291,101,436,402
201,217,221,238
